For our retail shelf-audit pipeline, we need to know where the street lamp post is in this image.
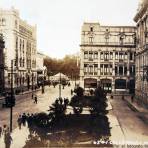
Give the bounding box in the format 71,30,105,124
10,59,14,132
59,72,61,98
42,66,46,94
32,73,34,99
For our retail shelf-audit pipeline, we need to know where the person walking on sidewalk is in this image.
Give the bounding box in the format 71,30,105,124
4,132,13,148
3,125,9,135
22,113,27,126
34,95,38,104
131,94,134,103
17,115,22,129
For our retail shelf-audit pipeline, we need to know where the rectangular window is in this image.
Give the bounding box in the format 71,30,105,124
104,52,109,60
84,52,88,59
115,66,118,75
124,67,127,75
89,52,93,59
94,52,98,59
119,66,123,75
115,52,118,60
100,64,103,75
101,52,104,60
94,64,98,75
104,64,108,75
130,52,133,60
110,52,113,59
89,66,93,75
125,52,127,60
110,65,112,75
119,52,124,60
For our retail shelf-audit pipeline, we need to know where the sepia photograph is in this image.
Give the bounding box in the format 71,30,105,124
0,0,148,147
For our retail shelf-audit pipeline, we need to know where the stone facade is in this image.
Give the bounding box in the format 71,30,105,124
80,22,136,93
0,7,37,92
134,0,148,107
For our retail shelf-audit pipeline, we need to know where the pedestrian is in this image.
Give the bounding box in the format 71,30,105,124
3,125,8,135
17,115,22,129
27,113,32,127
131,95,134,103
0,125,2,137
4,132,12,148
34,96,38,104
110,95,113,99
22,113,27,126
32,93,34,99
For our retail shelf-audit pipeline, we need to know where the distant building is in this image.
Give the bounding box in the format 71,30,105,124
80,22,136,93
0,7,37,92
36,52,47,86
134,0,148,107
0,34,5,93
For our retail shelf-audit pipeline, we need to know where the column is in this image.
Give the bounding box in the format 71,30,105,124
117,66,119,76
112,78,115,93
112,50,115,76
98,50,101,76
127,51,130,76
123,65,124,76
103,64,104,75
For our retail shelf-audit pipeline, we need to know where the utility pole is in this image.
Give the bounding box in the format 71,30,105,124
59,72,61,98
75,75,76,87
42,71,45,94
32,72,34,99
10,60,14,132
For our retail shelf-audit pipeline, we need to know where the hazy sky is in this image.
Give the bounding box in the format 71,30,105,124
0,0,139,58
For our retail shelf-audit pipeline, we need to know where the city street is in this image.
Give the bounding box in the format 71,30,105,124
109,97,148,145
0,84,147,147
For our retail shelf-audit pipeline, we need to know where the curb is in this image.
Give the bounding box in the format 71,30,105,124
124,99,139,112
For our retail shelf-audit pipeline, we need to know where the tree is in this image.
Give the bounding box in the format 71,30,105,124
89,87,109,135
44,54,80,79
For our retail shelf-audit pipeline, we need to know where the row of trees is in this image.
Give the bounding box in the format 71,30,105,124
44,54,80,79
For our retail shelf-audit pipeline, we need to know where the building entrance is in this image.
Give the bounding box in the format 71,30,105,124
115,79,126,89
100,79,112,93
84,78,97,88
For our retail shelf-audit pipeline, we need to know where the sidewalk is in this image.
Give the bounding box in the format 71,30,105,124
124,96,148,124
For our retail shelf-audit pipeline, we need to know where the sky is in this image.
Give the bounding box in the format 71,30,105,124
0,0,139,59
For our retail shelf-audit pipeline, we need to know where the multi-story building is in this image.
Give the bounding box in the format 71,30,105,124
80,22,136,93
134,0,148,107
0,7,37,92
0,34,5,93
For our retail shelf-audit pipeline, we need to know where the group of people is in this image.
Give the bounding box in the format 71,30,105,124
17,113,38,129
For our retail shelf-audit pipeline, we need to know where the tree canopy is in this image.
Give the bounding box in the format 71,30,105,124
44,54,80,79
